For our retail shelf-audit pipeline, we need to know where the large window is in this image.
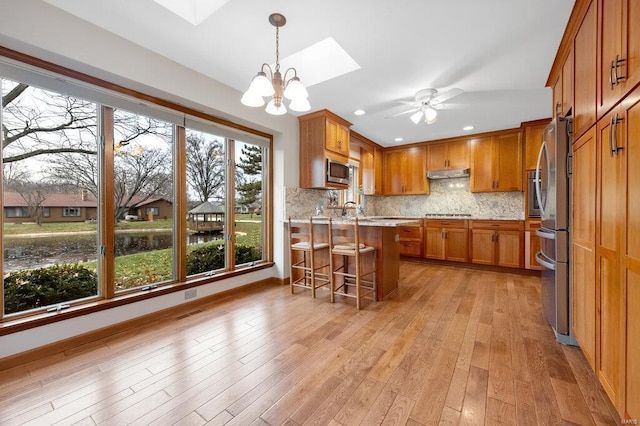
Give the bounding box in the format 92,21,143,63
0,57,271,322
2,78,100,315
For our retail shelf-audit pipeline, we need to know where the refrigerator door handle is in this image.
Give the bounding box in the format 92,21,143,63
535,141,547,218
535,250,556,270
536,228,556,240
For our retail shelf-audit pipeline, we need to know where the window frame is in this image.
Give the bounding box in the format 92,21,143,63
0,47,274,329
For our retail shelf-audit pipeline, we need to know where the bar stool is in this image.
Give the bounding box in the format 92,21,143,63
329,218,376,310
288,217,331,298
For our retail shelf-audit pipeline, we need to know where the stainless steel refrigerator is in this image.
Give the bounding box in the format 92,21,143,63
535,116,576,345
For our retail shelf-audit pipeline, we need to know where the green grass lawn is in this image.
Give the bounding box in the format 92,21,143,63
74,218,263,290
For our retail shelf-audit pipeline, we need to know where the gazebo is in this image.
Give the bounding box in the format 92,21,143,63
187,201,225,233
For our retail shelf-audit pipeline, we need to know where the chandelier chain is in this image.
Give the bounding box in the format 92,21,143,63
275,26,280,72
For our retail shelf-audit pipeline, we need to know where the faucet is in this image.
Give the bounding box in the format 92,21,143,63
341,201,357,217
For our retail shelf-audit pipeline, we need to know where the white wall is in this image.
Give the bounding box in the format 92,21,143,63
0,0,299,358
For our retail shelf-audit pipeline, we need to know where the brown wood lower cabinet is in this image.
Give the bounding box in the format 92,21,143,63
424,219,469,262
398,222,423,257
470,220,524,268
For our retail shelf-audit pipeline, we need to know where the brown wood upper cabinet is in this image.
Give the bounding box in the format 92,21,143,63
298,110,351,189
426,140,469,171
469,131,522,192
383,146,429,195
325,117,350,156
524,120,550,170
552,46,574,118
573,0,597,139
354,133,383,195
597,0,640,119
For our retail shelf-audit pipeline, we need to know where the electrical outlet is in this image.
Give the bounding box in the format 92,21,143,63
184,289,197,300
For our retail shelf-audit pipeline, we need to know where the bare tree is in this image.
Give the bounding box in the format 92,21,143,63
186,133,225,202
11,179,51,226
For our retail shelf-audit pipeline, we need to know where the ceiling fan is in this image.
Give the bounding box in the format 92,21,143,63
387,88,464,124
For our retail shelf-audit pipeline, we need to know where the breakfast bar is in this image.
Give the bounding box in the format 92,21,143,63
288,217,420,300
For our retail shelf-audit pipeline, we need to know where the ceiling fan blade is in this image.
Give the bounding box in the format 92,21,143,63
431,88,463,105
384,107,419,119
397,99,418,106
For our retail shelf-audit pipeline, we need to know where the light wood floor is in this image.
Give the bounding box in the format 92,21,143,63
0,261,620,425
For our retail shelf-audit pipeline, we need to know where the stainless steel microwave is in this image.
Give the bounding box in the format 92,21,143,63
326,158,350,185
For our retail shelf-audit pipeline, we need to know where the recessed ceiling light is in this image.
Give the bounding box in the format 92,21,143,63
463,125,474,131
354,109,366,116
394,137,403,142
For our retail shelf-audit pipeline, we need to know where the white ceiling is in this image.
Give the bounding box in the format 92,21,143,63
41,0,574,147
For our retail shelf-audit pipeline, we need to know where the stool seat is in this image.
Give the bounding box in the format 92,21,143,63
291,241,329,250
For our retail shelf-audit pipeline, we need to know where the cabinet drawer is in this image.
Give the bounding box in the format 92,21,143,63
399,240,422,257
398,226,423,239
470,220,524,231
424,219,469,229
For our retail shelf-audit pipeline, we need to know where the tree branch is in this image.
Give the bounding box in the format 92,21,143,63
3,147,97,163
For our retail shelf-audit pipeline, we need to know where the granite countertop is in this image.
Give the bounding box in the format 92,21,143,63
287,217,421,227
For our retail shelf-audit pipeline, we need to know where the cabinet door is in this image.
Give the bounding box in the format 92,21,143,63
373,147,383,195
574,0,597,138
383,150,405,194
552,73,562,118
444,228,468,262
470,137,495,192
525,123,546,170
447,140,469,169
624,0,640,100
496,132,522,191
427,143,448,171
562,45,574,117
571,127,597,368
403,146,428,194
496,230,523,268
596,109,624,409
622,88,640,419
598,0,624,116
424,228,445,260
325,119,349,156
360,148,375,195
470,229,495,265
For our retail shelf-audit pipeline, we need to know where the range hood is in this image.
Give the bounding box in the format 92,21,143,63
426,167,470,179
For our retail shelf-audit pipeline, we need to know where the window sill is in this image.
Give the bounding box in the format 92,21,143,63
0,261,275,337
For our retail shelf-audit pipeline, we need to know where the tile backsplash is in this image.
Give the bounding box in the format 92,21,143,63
284,178,524,220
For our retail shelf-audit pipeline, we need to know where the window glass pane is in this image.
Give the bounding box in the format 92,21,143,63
112,109,174,291
2,78,99,315
185,129,227,276
234,140,264,265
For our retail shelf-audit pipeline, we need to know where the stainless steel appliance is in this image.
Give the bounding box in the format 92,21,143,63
534,116,576,345
527,170,541,218
326,158,350,185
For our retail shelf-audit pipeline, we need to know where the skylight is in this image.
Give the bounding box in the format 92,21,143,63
153,0,231,25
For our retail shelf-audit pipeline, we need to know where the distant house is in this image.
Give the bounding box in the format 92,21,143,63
126,197,173,221
3,190,98,224
3,191,173,224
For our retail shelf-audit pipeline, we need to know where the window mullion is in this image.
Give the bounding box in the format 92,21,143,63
100,106,115,299
226,139,236,271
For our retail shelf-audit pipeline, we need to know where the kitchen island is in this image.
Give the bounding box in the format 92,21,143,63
288,217,419,300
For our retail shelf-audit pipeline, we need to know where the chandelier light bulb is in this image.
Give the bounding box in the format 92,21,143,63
289,97,311,112
284,77,308,101
241,91,266,107
265,98,287,115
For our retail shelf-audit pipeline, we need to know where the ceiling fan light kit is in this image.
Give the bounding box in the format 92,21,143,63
391,87,463,125
241,13,310,115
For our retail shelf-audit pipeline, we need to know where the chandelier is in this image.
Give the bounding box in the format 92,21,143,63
241,13,310,115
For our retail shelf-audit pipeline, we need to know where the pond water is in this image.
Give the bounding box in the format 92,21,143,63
3,231,223,273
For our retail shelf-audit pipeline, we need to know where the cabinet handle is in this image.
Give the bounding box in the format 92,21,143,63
491,181,494,189
610,60,616,90
441,230,445,239
609,115,615,157
555,102,562,116
495,180,498,189
495,232,498,242
612,55,626,89
491,233,495,242
612,114,624,155
444,230,447,240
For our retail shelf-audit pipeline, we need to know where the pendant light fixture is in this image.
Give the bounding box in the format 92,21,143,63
241,13,310,115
